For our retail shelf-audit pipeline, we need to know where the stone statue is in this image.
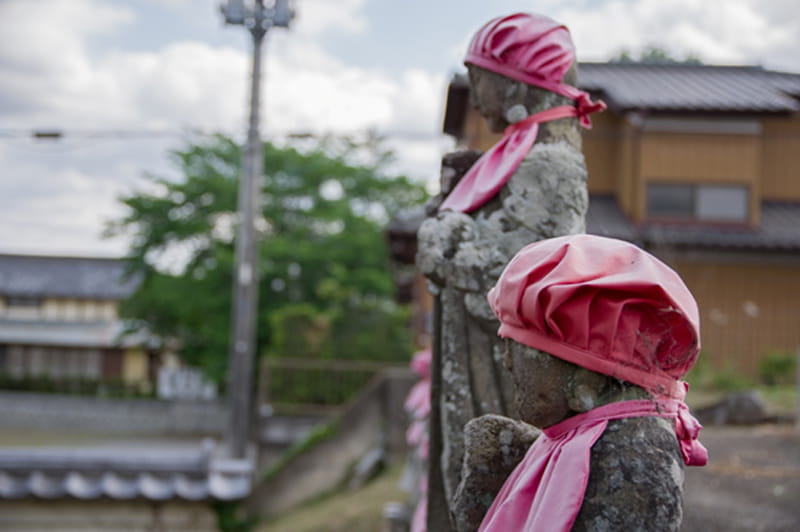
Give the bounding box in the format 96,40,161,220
453,234,708,531
416,13,605,527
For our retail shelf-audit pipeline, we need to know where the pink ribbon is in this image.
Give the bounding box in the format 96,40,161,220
479,398,707,532
675,401,708,466
439,105,581,214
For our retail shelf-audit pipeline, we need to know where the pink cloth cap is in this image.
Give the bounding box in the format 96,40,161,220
487,234,701,399
465,13,605,126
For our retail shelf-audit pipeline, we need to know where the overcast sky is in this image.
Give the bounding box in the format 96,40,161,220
1,0,798,257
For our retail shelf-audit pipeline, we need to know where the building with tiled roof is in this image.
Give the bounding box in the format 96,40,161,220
0,255,252,530
0,254,151,386
436,62,800,376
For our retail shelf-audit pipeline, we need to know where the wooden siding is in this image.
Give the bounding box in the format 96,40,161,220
672,260,800,377
582,111,620,194
761,114,800,201
463,107,500,152
638,133,761,224
639,133,760,182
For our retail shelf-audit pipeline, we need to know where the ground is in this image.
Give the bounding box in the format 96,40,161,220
257,463,406,532
255,423,800,532
682,423,800,532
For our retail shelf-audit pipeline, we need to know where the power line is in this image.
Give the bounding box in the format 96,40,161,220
0,128,185,140
0,127,448,147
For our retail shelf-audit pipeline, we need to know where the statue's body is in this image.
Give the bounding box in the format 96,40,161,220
417,63,589,516
452,345,686,531
416,14,608,528
452,234,707,532
417,47,588,532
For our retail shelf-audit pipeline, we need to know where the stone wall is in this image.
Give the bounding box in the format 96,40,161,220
0,499,217,532
249,368,415,518
0,391,227,434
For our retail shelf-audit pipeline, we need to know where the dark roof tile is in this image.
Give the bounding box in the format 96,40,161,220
640,202,800,251
578,63,800,113
0,447,252,501
0,255,139,300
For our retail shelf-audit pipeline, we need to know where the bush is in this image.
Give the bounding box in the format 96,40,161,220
758,351,797,386
685,352,754,391
0,374,154,398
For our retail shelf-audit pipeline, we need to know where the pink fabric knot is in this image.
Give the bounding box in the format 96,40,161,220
675,401,708,466
464,12,605,130
479,399,707,532
574,92,607,128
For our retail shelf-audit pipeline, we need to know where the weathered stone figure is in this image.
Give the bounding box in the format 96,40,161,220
416,13,605,525
454,234,708,531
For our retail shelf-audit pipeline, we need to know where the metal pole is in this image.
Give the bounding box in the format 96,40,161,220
226,24,264,460
220,0,294,461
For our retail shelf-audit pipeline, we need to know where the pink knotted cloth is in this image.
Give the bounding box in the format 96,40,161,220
488,234,701,400
480,234,708,531
404,349,432,532
478,399,706,532
440,13,605,214
405,348,432,457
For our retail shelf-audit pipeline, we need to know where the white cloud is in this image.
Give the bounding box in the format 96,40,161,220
0,0,135,124
557,0,800,70
292,0,368,36
0,0,444,255
264,39,447,138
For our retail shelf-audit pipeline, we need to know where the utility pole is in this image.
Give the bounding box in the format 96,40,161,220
220,0,295,460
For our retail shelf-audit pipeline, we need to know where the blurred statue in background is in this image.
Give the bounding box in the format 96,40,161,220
416,13,605,528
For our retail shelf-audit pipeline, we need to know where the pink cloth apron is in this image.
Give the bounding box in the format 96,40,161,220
478,399,708,532
439,105,580,214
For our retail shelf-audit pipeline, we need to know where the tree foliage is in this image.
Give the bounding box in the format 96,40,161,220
108,133,428,382
611,45,702,65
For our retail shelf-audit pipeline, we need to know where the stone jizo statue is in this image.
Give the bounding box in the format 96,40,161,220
416,13,605,520
454,234,708,532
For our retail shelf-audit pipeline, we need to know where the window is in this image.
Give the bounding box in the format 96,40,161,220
647,184,749,222
647,184,694,219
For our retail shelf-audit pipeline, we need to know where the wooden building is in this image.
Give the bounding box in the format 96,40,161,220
0,254,155,387
436,62,800,377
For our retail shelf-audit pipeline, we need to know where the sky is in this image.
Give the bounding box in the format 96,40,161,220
0,0,798,257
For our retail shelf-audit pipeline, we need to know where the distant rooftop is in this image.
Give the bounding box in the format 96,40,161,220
0,444,252,501
579,63,800,114
0,254,139,300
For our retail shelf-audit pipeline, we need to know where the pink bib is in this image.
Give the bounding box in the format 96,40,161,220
478,399,707,532
439,106,580,214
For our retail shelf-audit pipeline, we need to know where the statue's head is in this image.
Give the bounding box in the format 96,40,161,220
488,234,701,426
464,13,603,132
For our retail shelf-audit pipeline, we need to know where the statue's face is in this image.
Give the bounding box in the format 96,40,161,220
467,65,508,133
504,340,574,428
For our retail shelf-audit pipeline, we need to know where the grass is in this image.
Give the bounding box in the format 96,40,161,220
261,420,340,481
685,352,797,417
758,385,797,416
257,463,408,532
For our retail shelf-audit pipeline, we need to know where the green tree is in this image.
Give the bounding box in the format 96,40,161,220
611,45,702,65
108,133,428,382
